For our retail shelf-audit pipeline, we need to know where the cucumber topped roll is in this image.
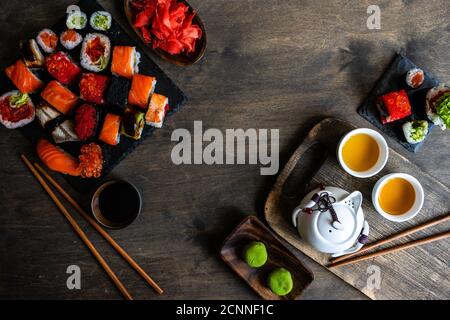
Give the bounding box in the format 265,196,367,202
90,11,112,31
67,10,88,30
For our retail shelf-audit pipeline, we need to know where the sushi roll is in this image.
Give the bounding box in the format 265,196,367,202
99,113,121,145
5,60,44,93
46,52,81,85
406,68,424,89
60,30,83,50
80,33,111,73
20,39,45,68
121,106,145,140
376,89,412,124
426,84,450,130
106,76,131,106
36,29,58,54
111,46,141,79
41,80,78,115
145,93,169,128
128,74,156,109
36,100,62,129
402,120,429,144
74,104,99,141
0,91,35,129
79,73,109,104
90,11,112,31
66,10,88,30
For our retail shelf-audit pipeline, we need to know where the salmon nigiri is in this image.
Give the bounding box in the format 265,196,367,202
41,80,78,115
128,74,156,109
37,139,80,176
5,60,43,93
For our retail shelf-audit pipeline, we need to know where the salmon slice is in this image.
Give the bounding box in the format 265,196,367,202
99,113,121,146
36,139,80,176
5,60,43,93
128,74,156,109
41,80,78,115
111,46,134,79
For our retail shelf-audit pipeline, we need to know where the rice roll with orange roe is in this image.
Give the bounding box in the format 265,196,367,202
60,30,83,50
111,46,140,79
36,29,58,53
99,113,121,145
128,74,156,109
80,33,111,72
5,59,44,93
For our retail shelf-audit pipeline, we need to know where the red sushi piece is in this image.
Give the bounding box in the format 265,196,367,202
74,104,98,141
46,52,81,85
377,89,412,124
79,73,109,104
5,60,43,93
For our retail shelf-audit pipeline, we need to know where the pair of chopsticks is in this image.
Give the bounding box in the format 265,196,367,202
328,213,450,268
20,154,163,300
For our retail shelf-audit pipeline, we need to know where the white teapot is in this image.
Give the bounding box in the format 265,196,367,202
292,186,369,257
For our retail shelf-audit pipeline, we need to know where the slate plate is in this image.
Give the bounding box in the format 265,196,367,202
357,54,439,152
0,0,187,193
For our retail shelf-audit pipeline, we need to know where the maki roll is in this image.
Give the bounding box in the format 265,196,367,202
74,104,99,141
60,30,83,50
145,93,169,128
90,11,112,31
99,113,121,145
46,52,81,85
36,29,58,54
402,120,429,144
80,33,111,72
0,91,35,129
79,73,109,104
5,60,44,93
66,9,88,30
106,76,131,106
128,74,156,109
111,46,141,79
426,84,450,130
406,68,424,89
41,80,78,115
35,100,61,129
376,89,412,124
121,106,145,140
20,39,45,68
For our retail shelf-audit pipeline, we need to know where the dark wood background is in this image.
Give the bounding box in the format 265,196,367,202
0,0,449,300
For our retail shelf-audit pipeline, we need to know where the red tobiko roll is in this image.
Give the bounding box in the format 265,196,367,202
74,104,99,141
46,52,81,85
79,73,109,104
131,0,202,55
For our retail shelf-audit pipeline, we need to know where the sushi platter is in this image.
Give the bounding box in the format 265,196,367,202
0,0,188,192
358,54,445,152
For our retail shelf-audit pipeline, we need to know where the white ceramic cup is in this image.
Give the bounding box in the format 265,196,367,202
337,128,389,178
372,173,424,222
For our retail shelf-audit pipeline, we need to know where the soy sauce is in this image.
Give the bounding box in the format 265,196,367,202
98,181,141,224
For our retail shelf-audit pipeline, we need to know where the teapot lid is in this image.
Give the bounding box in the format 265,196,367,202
316,203,358,245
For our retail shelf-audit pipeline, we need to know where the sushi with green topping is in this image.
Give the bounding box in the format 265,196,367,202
90,11,112,31
121,106,145,140
426,84,450,130
67,10,87,30
80,33,111,73
402,120,429,144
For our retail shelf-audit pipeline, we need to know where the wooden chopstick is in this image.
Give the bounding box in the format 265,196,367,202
328,230,450,268
21,154,133,300
329,213,450,265
34,162,164,295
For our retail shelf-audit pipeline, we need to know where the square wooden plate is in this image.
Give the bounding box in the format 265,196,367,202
220,215,314,300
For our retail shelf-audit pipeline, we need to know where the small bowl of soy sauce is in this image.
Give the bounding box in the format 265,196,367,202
91,180,142,229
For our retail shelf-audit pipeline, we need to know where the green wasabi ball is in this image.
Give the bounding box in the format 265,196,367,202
243,241,268,268
268,268,293,296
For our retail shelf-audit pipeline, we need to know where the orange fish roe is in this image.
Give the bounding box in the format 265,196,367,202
78,143,103,178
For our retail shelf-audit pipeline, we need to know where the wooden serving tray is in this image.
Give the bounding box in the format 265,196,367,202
265,118,450,300
220,216,314,300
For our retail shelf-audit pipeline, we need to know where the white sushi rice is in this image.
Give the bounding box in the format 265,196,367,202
145,94,168,128
80,33,111,72
36,29,58,54
60,30,83,50
67,11,88,30
425,84,450,130
90,11,112,31
134,50,141,74
0,91,35,129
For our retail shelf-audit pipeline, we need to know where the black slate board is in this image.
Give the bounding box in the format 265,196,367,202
0,0,187,193
357,54,439,152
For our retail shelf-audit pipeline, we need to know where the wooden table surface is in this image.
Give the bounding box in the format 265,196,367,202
0,0,449,300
